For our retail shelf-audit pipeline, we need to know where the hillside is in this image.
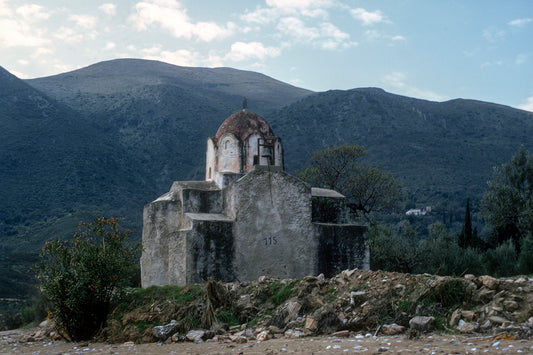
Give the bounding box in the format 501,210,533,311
271,88,533,211
0,66,147,300
1,59,533,301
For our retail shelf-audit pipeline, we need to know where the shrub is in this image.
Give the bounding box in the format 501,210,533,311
483,239,518,277
34,217,141,340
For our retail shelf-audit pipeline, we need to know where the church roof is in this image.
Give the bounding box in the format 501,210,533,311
215,110,276,142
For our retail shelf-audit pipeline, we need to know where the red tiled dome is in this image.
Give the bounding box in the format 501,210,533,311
215,110,275,142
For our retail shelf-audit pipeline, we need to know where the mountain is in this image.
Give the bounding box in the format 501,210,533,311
1,59,532,300
26,58,311,116
27,59,313,192
270,88,533,211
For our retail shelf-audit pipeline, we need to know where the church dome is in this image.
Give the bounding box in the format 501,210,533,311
215,110,275,142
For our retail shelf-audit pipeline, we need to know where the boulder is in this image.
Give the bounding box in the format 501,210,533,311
488,316,508,324
503,300,519,311
476,288,495,303
350,291,366,305
256,330,271,341
186,329,207,342
153,321,180,341
229,335,247,343
313,305,343,334
304,316,318,332
331,330,350,337
284,329,306,338
479,275,498,290
461,310,476,322
381,323,405,335
409,316,435,333
268,325,283,334
449,309,462,326
457,320,479,333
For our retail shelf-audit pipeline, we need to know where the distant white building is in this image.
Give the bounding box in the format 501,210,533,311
405,206,431,216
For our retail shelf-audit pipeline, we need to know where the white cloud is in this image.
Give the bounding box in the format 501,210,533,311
364,29,381,40
508,18,532,27
141,45,162,55
277,16,319,41
383,71,448,102
104,42,116,50
54,26,84,43
99,3,116,16
0,18,50,47
0,0,13,17
69,14,97,28
17,59,29,65
143,48,201,67
483,27,505,42
276,17,354,49
31,47,53,58
130,0,234,41
481,60,503,68
385,71,407,89
0,1,51,47
518,95,533,112
319,22,355,49
242,0,333,24
516,53,527,65
392,35,406,41
266,0,333,17
225,41,281,62
350,8,387,26
16,4,51,21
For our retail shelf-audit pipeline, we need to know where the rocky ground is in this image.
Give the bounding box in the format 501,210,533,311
2,327,533,354
1,269,532,354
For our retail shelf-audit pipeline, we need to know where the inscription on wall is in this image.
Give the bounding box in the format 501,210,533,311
263,236,278,246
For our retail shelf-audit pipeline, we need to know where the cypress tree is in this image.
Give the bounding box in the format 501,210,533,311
458,198,473,248
464,198,473,247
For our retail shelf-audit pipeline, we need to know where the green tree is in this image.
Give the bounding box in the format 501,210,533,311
481,145,533,250
298,145,401,221
518,233,533,274
418,222,485,276
35,217,141,340
458,198,479,248
369,222,418,273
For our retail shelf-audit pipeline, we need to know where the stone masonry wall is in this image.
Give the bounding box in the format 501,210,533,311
229,166,318,281
315,223,369,278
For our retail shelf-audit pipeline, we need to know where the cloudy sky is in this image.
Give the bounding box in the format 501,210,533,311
1,0,532,111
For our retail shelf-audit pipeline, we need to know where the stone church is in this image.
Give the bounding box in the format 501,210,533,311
141,110,369,287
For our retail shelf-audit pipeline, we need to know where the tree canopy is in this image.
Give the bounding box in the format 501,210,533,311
298,145,401,221
481,145,533,249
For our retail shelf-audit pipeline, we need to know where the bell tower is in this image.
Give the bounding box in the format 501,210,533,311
205,110,283,187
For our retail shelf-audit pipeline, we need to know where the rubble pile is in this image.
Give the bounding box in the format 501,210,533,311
100,269,533,344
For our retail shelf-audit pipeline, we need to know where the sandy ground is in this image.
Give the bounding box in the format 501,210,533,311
1,329,532,355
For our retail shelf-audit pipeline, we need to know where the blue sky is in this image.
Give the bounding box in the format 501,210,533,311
1,0,532,111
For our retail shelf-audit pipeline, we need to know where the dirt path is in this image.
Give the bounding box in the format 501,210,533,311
2,328,532,354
